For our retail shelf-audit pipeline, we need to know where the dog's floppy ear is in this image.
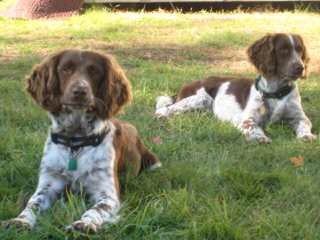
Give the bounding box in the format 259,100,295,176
293,34,310,78
97,53,132,119
26,50,66,112
247,34,276,79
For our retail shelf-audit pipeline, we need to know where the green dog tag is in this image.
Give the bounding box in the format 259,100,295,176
68,158,77,171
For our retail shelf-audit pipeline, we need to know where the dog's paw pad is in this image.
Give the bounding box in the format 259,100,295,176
258,136,272,144
155,107,170,118
2,218,32,230
66,220,98,233
299,134,317,141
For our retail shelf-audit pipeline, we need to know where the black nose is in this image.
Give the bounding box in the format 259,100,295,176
72,85,88,97
293,63,304,76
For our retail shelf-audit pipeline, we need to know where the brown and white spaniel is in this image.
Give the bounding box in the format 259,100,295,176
155,33,316,143
4,49,161,233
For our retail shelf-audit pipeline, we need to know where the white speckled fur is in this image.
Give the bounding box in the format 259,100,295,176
7,111,120,231
155,96,174,110
155,88,213,117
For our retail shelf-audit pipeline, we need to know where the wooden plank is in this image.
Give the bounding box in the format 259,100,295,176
85,0,320,2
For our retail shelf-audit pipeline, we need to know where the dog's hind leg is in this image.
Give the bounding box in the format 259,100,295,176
155,88,213,118
155,96,175,110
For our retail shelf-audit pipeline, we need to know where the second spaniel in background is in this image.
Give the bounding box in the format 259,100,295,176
4,49,161,233
156,33,316,143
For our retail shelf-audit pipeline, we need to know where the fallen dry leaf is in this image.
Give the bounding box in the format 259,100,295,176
151,136,162,145
289,156,304,167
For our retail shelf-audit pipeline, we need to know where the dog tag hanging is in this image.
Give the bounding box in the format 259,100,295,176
68,150,79,171
68,158,77,171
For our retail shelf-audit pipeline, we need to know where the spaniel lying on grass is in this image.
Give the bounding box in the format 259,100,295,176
156,33,316,143
4,49,161,233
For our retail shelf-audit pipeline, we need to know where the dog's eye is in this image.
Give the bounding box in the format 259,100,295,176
62,64,74,75
295,45,303,53
87,65,100,76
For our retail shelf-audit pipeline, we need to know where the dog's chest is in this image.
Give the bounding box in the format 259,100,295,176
42,131,115,185
265,96,290,123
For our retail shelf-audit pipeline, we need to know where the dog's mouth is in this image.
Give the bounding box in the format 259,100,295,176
62,96,95,109
288,74,301,81
62,101,94,110
280,74,301,83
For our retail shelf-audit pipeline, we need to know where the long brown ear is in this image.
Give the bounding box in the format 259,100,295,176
247,34,276,78
97,54,132,119
26,50,65,112
293,34,310,78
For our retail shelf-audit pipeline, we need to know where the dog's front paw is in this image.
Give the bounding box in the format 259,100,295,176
2,218,33,230
257,136,272,144
246,134,272,144
65,220,98,233
298,133,317,141
155,107,170,118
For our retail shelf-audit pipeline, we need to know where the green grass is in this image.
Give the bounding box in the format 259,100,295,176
1,2,320,239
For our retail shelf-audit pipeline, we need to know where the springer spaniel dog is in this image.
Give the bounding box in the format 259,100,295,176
155,33,316,143
4,49,161,233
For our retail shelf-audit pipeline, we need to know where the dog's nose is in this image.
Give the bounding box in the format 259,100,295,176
293,63,304,76
72,85,88,97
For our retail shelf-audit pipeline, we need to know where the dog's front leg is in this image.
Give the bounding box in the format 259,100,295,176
286,95,316,141
66,171,120,233
293,117,316,141
237,92,271,143
238,117,271,143
288,112,316,141
4,172,66,229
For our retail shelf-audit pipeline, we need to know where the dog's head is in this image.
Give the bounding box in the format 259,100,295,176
247,33,309,83
26,49,132,119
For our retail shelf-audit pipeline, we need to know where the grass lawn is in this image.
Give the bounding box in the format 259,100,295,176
1,2,320,239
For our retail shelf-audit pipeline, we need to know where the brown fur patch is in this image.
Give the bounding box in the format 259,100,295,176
247,34,276,79
203,77,231,99
98,55,132,119
176,80,203,101
226,78,252,109
177,77,228,101
176,76,252,109
26,50,67,113
111,119,160,195
292,34,310,78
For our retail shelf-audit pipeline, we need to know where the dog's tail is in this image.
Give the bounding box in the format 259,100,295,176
155,95,176,110
138,139,162,172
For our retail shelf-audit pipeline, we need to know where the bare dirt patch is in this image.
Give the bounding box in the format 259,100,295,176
86,39,253,74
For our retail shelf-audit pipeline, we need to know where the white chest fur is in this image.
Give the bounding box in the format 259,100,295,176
266,88,299,123
40,123,116,189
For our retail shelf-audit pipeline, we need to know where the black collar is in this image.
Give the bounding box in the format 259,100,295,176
255,75,295,99
51,128,109,151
